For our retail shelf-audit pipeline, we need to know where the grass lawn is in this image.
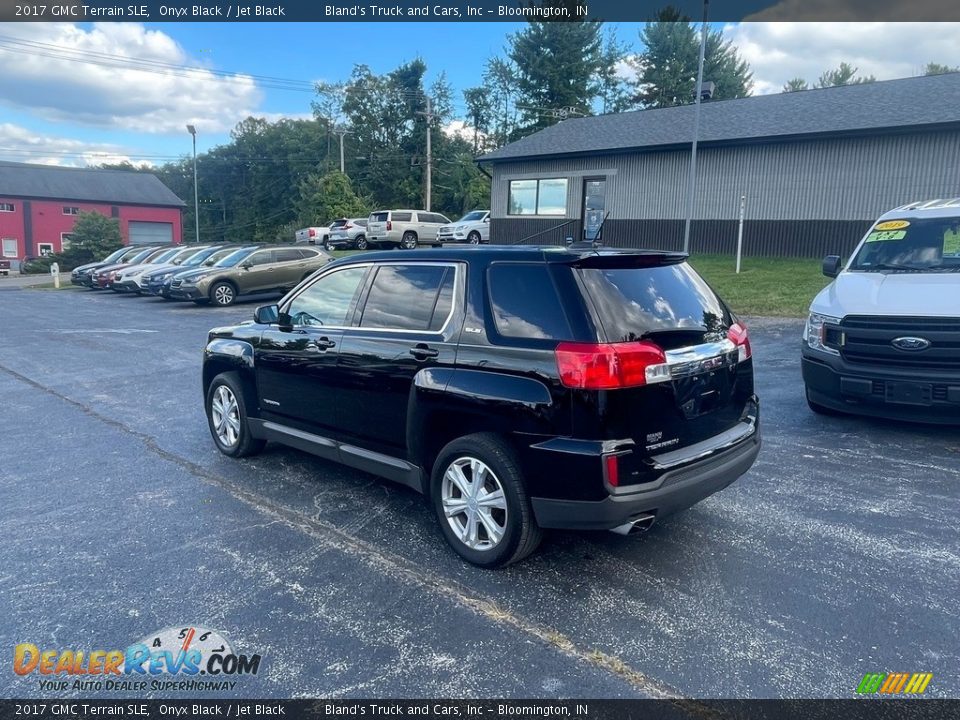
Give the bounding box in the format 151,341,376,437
689,254,830,318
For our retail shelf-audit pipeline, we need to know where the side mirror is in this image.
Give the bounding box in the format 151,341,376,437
241,262,253,270
822,255,842,278
483,217,490,223
254,304,279,324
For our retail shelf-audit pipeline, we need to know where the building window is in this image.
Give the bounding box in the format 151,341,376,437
37,243,54,257
0,202,14,212
63,206,80,215
2,238,17,257
61,233,74,250
507,178,568,216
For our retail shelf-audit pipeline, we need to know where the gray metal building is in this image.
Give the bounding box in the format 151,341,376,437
478,73,960,257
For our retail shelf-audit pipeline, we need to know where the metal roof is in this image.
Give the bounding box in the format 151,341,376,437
0,161,186,207
479,72,960,164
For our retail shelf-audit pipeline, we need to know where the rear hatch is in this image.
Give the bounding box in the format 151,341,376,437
328,219,350,239
562,253,756,483
367,212,389,238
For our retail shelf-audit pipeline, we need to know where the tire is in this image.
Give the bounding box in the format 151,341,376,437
210,281,236,307
323,239,333,252
205,372,265,458
431,433,542,568
467,231,482,245
355,235,368,251
401,232,418,250
806,387,844,417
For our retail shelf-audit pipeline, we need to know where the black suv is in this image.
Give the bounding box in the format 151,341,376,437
202,246,760,567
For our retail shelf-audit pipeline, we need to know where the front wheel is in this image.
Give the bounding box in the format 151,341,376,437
205,372,265,458
355,235,368,251
401,232,418,250
431,433,542,568
210,281,236,307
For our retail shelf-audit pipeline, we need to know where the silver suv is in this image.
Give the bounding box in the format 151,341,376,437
438,210,490,244
367,210,451,249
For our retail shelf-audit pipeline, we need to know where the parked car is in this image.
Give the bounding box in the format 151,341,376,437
201,245,760,566
114,245,207,294
91,246,165,289
170,244,332,306
0,258,9,276
324,218,369,251
437,210,490,244
141,245,225,297
71,246,144,287
803,198,960,424
295,224,333,246
366,210,451,249
159,246,242,299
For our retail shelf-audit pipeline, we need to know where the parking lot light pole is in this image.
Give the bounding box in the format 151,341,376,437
186,124,200,244
682,0,709,255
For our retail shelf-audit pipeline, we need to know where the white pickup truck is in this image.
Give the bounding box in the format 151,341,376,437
295,224,332,245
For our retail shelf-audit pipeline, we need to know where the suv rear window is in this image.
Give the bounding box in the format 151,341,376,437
371,212,389,222
360,265,451,331
488,264,571,340
577,263,728,342
275,248,301,262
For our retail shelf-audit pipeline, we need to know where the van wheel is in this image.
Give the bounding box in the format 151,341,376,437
356,236,368,250
431,433,542,568
806,387,843,416
467,231,482,244
401,232,418,250
205,372,265,458
210,281,236,307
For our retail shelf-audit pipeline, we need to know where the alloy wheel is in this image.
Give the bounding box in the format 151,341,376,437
440,456,508,551
210,385,241,448
213,284,234,306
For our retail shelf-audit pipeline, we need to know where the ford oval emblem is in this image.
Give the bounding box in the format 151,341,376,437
891,336,931,351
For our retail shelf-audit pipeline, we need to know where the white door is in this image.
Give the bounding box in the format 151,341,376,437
129,221,173,245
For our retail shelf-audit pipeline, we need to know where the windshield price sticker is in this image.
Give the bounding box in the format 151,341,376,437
866,230,906,242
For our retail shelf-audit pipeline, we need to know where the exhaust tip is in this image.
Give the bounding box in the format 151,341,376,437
610,513,656,536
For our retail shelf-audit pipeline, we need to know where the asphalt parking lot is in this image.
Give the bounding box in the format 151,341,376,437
1,286,957,700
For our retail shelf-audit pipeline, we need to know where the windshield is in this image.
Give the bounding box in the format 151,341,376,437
213,247,256,268
148,248,180,263
183,247,220,267
127,248,157,263
459,211,486,223
850,217,960,272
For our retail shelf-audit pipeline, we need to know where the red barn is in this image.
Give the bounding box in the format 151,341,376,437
0,161,185,267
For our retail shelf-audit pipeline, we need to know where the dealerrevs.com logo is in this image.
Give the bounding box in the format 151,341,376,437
14,626,262,692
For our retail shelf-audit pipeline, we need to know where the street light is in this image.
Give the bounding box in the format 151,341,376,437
186,124,200,244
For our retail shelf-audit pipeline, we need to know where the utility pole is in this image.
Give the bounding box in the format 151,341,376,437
417,96,434,211
335,127,352,173
682,0,709,254
186,124,200,244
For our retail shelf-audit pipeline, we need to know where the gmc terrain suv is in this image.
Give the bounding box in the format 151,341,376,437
202,246,761,566
803,198,960,423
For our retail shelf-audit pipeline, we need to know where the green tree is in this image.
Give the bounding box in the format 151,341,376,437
296,171,368,226
507,18,604,134
632,8,753,108
815,62,875,88
782,77,809,92
598,29,632,114
924,62,959,76
61,211,123,264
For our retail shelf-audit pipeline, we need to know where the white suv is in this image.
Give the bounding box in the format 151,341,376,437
438,210,490,244
366,210,451,249
802,198,960,424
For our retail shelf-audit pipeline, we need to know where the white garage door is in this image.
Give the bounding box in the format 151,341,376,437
129,221,173,245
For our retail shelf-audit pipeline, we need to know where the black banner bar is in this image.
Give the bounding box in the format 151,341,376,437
1,0,958,22
1,700,957,720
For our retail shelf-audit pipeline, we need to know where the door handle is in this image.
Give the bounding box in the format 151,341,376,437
409,344,439,360
306,337,337,352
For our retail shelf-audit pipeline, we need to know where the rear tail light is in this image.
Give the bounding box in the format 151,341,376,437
386,220,392,231
555,341,670,389
727,322,752,362
308,229,316,238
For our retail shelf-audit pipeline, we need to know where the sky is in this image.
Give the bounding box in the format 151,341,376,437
0,21,957,167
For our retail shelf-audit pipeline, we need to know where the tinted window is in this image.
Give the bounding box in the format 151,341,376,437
355,219,367,227
488,264,571,340
246,250,273,266
331,219,348,228
360,265,448,331
371,212,389,222
577,263,728,342
430,268,456,331
392,212,412,222
286,266,367,327
297,248,319,259
275,248,302,262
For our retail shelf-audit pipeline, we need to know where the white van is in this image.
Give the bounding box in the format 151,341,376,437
802,198,960,424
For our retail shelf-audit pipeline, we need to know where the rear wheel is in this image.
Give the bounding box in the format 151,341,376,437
356,235,368,251
401,232,418,250
323,239,333,252
210,281,236,307
205,372,265,458
467,231,482,245
431,433,542,568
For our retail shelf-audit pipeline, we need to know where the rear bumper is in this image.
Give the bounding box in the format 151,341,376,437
530,422,761,531
802,349,960,424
